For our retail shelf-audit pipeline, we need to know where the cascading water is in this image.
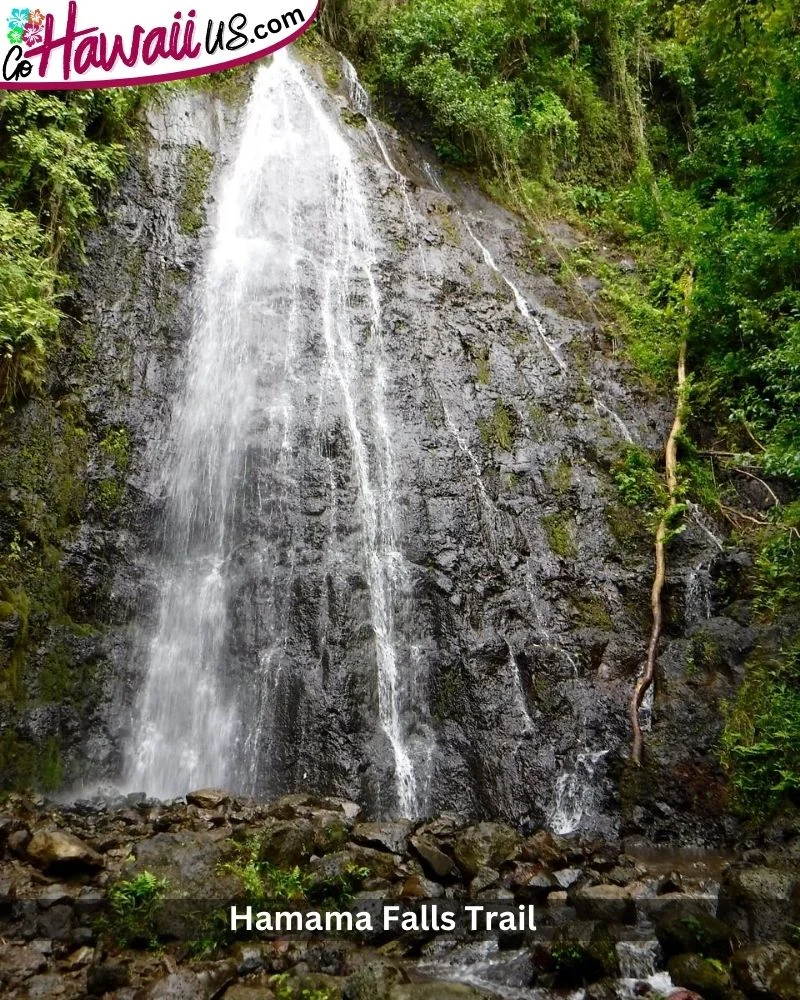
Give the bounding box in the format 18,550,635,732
549,748,609,834
124,52,428,815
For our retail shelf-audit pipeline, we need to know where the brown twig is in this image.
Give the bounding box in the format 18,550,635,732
731,468,780,507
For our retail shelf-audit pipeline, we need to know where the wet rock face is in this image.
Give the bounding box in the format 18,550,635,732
0,84,248,793
0,794,798,1000
0,55,770,841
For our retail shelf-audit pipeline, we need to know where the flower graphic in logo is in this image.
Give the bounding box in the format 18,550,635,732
6,8,46,47
6,7,30,30
6,7,28,43
23,19,42,44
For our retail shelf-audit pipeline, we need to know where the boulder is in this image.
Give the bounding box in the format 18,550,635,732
655,906,734,960
259,819,315,867
36,903,74,941
410,834,459,880
470,867,501,895
26,974,68,998
309,845,406,890
131,831,231,897
344,960,406,1000
26,830,104,873
86,959,130,996
505,864,558,902
266,794,361,823
185,789,231,810
667,953,732,1000
554,868,584,890
352,821,414,856
452,822,522,878
718,866,799,944
399,874,444,899
519,830,567,868
0,943,48,984
129,830,238,940
731,943,800,1000
570,883,637,924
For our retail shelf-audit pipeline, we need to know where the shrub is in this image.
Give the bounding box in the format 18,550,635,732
106,871,168,948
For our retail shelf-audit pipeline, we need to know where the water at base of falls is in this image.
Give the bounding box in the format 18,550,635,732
123,53,428,816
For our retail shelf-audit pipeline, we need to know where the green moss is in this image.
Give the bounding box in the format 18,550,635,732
432,204,460,247
605,500,650,556
341,108,367,129
0,733,62,792
182,64,254,105
478,399,517,452
527,403,550,442
296,25,342,90
542,510,578,558
178,145,215,234
571,593,613,630
547,457,573,495
98,478,124,511
99,426,131,472
685,631,723,676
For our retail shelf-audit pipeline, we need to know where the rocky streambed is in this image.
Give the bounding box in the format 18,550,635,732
1,791,799,999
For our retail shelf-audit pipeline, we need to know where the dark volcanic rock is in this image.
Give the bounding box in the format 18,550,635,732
731,943,800,1000
667,953,732,1000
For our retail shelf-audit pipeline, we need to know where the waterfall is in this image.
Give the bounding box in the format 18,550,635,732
549,748,608,834
124,52,426,815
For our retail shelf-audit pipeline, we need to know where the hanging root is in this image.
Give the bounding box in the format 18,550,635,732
630,321,689,765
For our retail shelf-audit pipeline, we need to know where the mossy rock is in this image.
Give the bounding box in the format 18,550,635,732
542,510,578,558
178,145,215,234
667,953,731,1000
570,594,613,629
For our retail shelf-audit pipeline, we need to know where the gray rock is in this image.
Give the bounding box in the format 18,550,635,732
259,819,315,867
352,821,414,855
410,835,459,880
26,830,104,873
731,943,800,1000
87,959,131,996
554,868,583,890
185,789,231,810
452,822,522,878
344,960,406,1000
470,866,501,895
718,866,798,943
148,971,206,1000
26,974,67,998
570,883,636,924
36,903,74,941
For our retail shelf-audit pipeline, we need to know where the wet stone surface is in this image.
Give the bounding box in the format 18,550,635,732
0,792,798,999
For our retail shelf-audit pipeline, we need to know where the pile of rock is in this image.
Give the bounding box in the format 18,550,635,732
1,791,798,999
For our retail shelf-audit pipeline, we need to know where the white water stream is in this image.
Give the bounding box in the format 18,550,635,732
125,53,422,815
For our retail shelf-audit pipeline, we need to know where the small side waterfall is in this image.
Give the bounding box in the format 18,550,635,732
124,53,429,815
549,749,608,834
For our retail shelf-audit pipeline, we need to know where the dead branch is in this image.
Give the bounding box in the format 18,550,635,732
630,282,691,765
731,468,780,507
